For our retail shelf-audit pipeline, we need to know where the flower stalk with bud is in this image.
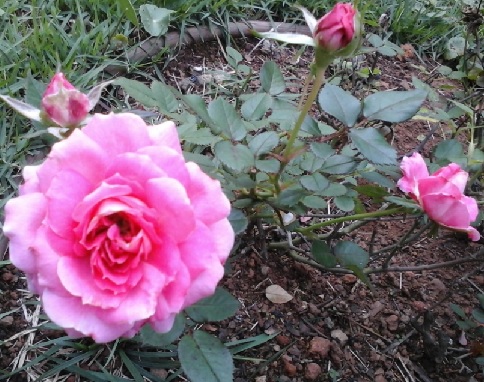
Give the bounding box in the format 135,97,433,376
256,3,362,190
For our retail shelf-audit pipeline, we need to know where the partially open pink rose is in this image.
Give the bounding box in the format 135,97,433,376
314,3,359,54
397,152,480,241
3,113,234,342
41,73,90,128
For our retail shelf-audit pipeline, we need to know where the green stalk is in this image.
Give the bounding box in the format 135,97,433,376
283,66,326,161
297,207,404,235
272,65,327,194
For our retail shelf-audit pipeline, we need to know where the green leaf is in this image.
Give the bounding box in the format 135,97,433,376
478,294,484,310
25,75,45,108
310,142,335,159
228,209,248,234
255,159,280,173
151,81,179,113
214,141,255,172
183,152,216,173
445,36,466,60
117,0,138,26
434,140,464,161
139,5,174,37
360,171,395,189
114,78,158,107
260,61,285,95
319,182,347,197
353,185,390,199
208,99,247,141
140,314,185,347
320,155,356,174
472,308,484,324
119,350,145,382
248,131,280,156
384,196,420,210
450,303,468,319
334,196,355,211
186,287,240,322
277,186,306,207
226,47,243,67
227,333,279,355
476,357,484,366
349,127,397,165
456,319,476,331
301,116,322,136
333,241,369,269
319,84,361,127
300,152,324,172
241,93,272,120
311,240,337,268
363,90,427,122
302,196,327,209
178,331,233,382
181,94,214,130
181,127,222,146
300,173,330,192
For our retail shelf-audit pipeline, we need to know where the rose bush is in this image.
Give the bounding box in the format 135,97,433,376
3,112,234,343
41,73,90,128
398,152,480,241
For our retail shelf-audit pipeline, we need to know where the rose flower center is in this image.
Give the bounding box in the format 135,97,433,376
81,209,152,293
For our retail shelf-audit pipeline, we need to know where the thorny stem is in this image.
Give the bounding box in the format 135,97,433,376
297,207,404,235
368,252,484,274
273,66,327,193
284,67,326,160
284,247,484,276
268,205,395,249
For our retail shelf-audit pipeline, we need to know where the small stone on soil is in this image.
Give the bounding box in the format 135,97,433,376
308,337,331,358
305,363,322,380
331,329,348,345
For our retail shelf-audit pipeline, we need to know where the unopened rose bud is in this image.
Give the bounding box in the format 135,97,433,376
41,73,90,128
314,3,362,59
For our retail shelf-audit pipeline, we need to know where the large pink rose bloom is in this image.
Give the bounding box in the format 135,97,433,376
397,152,480,241
3,113,234,342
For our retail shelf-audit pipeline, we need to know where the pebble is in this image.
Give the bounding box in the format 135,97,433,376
413,301,427,312
309,303,320,315
0,316,14,326
282,355,297,376
385,315,399,331
308,337,331,358
331,329,348,346
430,278,446,291
150,369,168,379
369,301,385,317
305,363,322,380
1,272,13,282
342,274,357,284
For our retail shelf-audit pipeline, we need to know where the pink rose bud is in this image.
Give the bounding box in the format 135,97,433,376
41,73,90,128
398,152,480,241
314,3,362,57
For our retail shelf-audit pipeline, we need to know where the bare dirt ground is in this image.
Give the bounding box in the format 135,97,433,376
1,37,484,382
